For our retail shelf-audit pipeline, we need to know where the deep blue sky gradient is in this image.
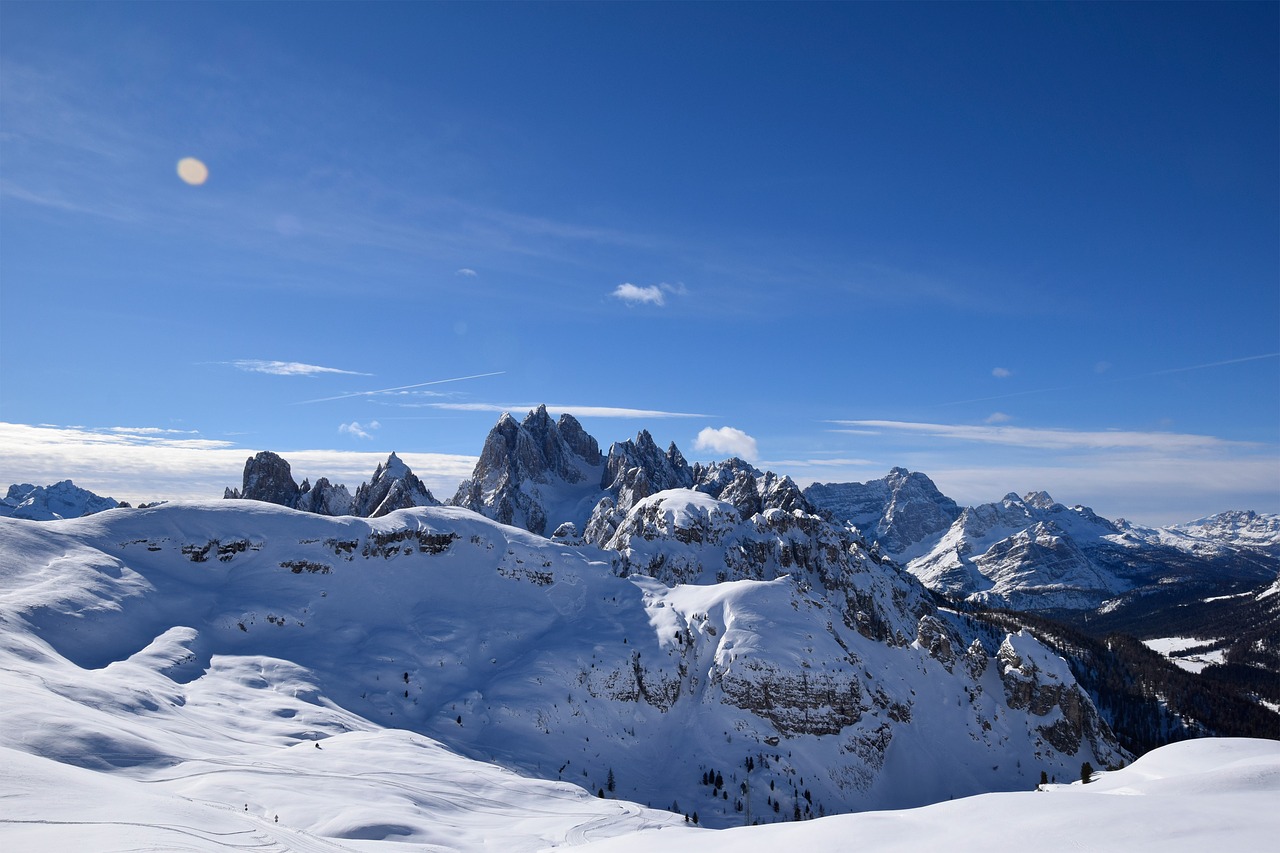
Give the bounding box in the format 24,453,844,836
2,2,1277,522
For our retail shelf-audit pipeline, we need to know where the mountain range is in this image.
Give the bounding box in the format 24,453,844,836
2,405,1276,850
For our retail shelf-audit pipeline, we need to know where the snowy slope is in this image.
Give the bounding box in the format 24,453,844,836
0,499,1126,834
575,738,1280,853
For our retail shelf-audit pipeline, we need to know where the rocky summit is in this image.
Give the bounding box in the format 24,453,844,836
225,450,436,519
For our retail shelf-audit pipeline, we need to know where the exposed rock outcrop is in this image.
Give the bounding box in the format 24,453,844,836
296,477,354,517
996,631,1123,761
805,468,961,556
353,453,438,518
451,406,603,535
229,451,301,508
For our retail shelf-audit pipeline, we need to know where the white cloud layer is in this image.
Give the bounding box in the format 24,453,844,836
815,418,1279,525
693,426,759,462
229,360,371,377
427,403,712,419
0,423,476,506
831,420,1250,453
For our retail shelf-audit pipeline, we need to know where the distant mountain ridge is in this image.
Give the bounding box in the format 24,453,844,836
804,471,1280,613
0,480,120,521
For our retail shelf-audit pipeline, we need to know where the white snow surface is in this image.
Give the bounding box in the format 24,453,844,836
574,738,1280,853
1,499,1269,851
1141,637,1229,674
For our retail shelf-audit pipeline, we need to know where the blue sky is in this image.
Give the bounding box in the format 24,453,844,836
2,2,1277,524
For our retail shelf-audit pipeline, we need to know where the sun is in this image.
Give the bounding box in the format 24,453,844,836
176,157,209,185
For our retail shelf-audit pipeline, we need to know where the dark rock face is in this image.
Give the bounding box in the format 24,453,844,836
996,633,1115,757
601,430,694,512
805,468,961,555
719,661,865,737
233,451,301,508
353,453,438,518
296,477,354,517
451,406,604,535
692,458,817,518
227,451,433,518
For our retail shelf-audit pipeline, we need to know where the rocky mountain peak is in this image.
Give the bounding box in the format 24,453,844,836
805,468,960,556
354,452,438,518
230,451,301,508
1022,491,1059,511
557,412,602,466
601,429,693,506
451,407,606,535
296,477,354,517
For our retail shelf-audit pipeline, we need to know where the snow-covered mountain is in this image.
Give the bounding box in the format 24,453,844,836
805,468,961,556
451,405,605,536
1160,510,1280,560
3,408,1276,850
0,480,120,520
808,471,1279,612
0,496,1125,832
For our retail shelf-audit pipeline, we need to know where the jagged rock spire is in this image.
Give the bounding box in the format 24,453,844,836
353,452,438,518
230,451,301,508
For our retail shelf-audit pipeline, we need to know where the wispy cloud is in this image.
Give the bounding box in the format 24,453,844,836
107,426,201,436
610,282,688,307
229,360,371,377
339,420,380,440
0,422,237,452
612,283,666,306
923,458,1280,527
427,403,713,419
298,371,506,404
991,367,1012,379
830,419,1252,453
763,457,880,469
456,268,477,277
693,426,759,462
984,412,1012,424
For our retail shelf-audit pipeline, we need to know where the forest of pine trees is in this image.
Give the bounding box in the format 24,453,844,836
971,608,1280,755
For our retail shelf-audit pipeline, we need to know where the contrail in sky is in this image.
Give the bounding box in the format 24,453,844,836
297,371,506,404
1146,352,1280,376
936,353,1278,408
